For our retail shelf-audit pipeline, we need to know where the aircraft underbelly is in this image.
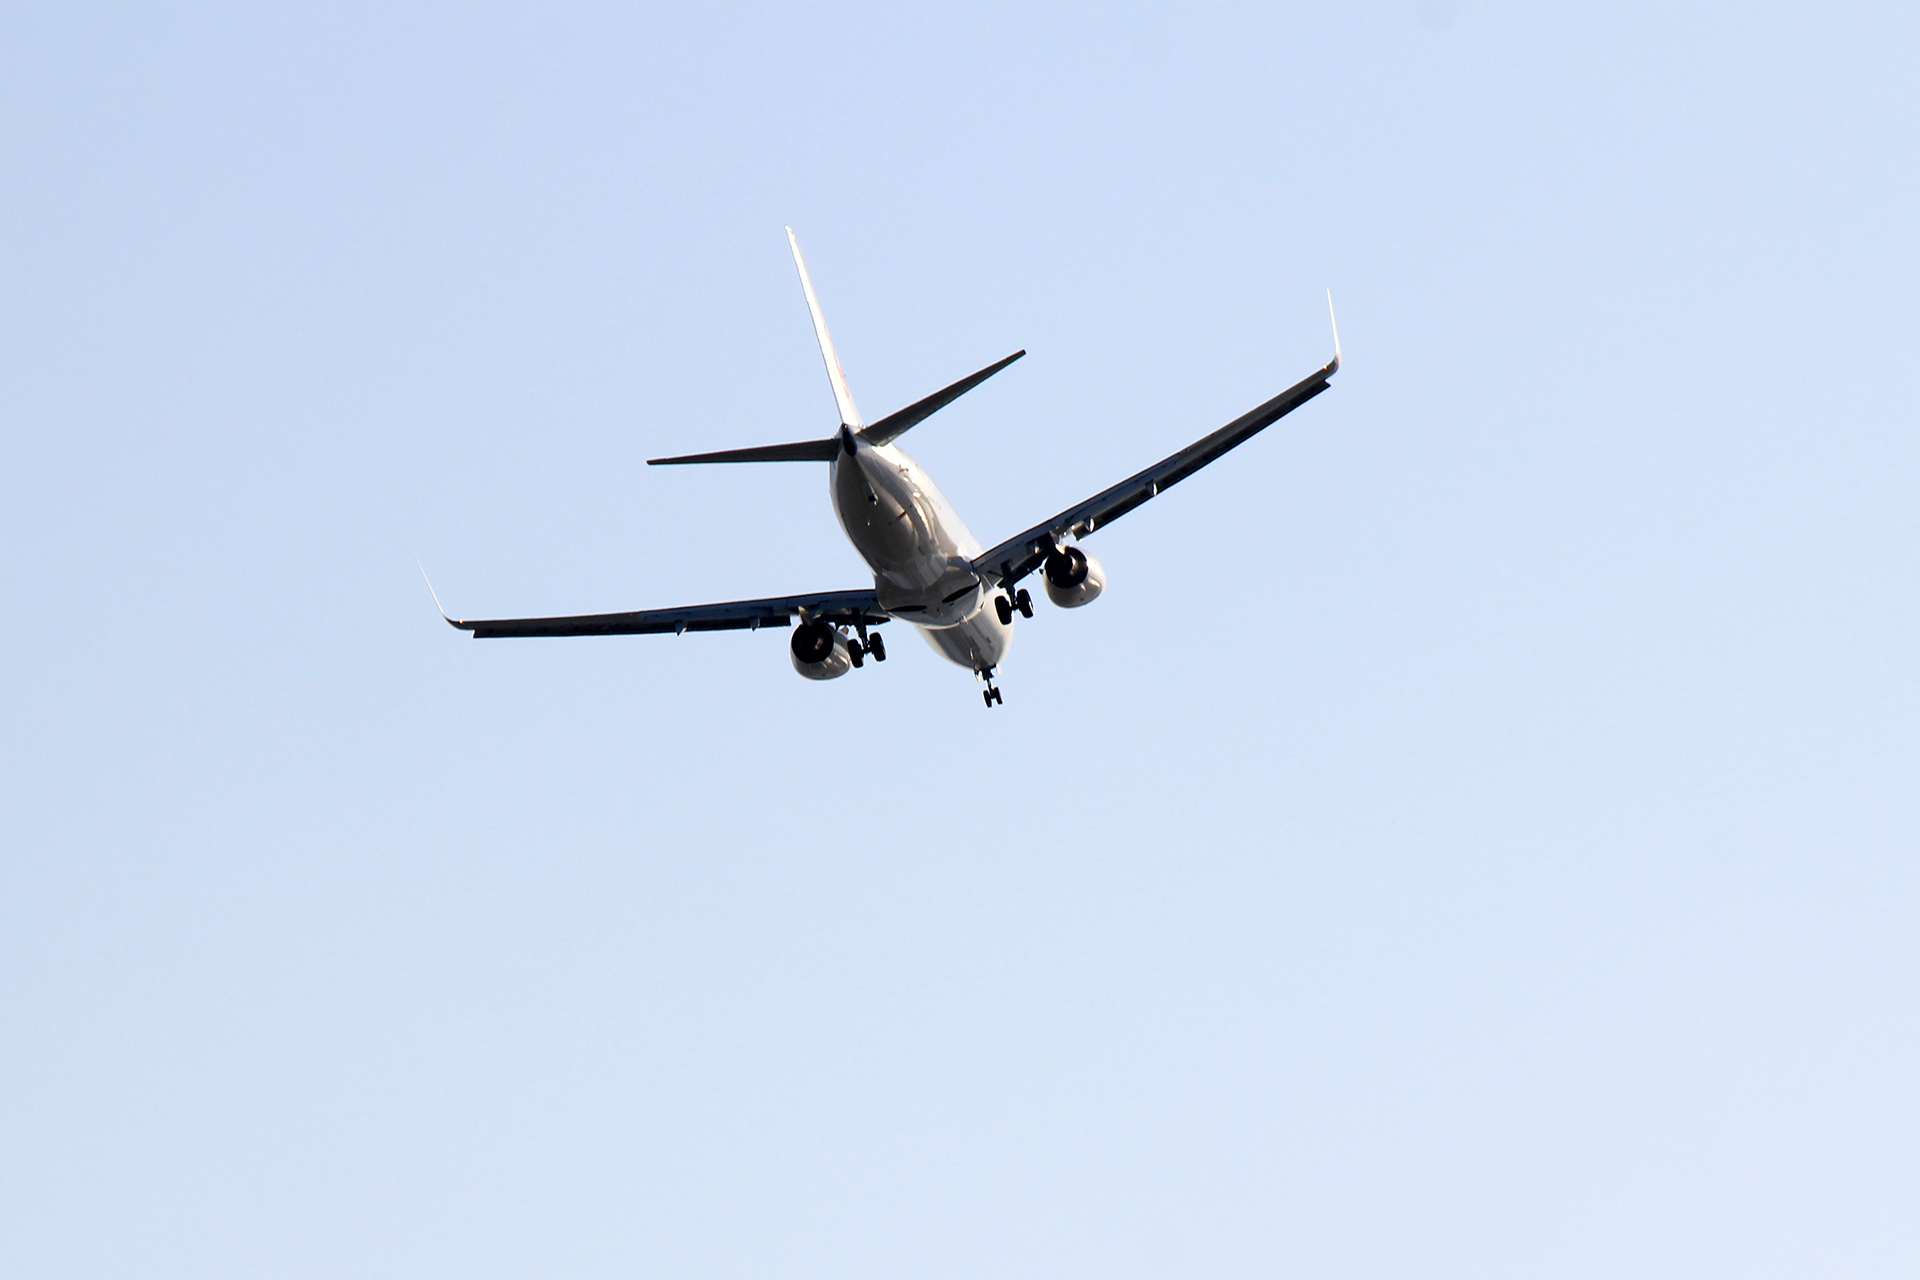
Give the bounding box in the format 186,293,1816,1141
831,448,1011,667
832,451,921,567
916,610,1012,673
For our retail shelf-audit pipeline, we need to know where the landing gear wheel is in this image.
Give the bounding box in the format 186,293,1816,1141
1014,588,1033,618
848,638,865,668
867,633,886,662
982,686,1003,708
995,595,1014,626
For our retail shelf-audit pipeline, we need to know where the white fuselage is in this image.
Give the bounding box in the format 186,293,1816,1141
828,432,1012,674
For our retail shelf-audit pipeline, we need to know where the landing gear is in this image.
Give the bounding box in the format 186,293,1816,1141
995,589,1033,625
978,665,1003,708
1014,588,1033,618
847,637,865,668
995,594,1013,625
851,621,886,664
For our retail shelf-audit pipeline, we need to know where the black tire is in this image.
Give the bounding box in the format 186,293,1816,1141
868,634,886,662
1015,588,1033,618
848,639,864,668
995,595,1014,626
983,689,994,708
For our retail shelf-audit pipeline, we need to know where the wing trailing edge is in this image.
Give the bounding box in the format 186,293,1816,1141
973,335,1342,588
438,588,887,639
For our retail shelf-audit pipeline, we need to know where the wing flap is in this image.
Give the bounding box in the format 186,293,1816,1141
445,589,887,639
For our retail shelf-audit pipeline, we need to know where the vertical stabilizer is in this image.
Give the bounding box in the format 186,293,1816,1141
786,228,863,428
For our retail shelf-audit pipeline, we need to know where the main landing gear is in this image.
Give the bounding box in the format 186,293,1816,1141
848,624,887,667
979,666,1003,708
993,588,1033,626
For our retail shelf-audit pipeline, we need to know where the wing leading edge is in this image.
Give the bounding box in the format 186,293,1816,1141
974,343,1340,588
439,589,887,639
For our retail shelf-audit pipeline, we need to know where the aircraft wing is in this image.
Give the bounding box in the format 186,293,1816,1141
438,588,886,639
973,350,1339,588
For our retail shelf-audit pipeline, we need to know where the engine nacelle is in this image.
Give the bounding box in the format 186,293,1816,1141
1043,545,1105,608
790,620,853,680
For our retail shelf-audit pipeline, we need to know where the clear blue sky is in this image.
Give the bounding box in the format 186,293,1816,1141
3,3,1915,1276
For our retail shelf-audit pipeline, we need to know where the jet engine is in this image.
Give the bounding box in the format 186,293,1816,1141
790,620,853,680
1043,545,1105,608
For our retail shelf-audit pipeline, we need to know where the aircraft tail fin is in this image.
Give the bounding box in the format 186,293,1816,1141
787,228,863,428
648,235,1024,465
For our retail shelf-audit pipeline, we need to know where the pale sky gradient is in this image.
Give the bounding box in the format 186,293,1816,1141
3,3,1916,1277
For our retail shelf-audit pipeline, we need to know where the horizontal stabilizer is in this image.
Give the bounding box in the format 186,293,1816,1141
648,438,839,466
859,350,1026,447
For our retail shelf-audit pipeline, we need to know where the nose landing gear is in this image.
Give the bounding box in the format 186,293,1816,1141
978,665,1003,708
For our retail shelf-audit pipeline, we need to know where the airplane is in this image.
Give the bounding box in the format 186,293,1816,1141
427,229,1341,708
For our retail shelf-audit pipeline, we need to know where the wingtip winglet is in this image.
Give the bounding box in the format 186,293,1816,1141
1326,289,1342,375
417,561,464,629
